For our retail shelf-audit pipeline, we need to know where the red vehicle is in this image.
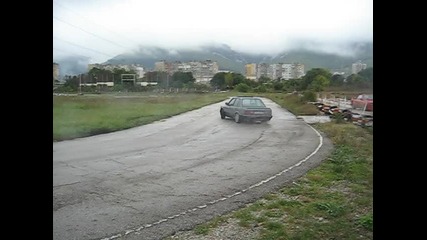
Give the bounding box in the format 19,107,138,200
351,94,373,111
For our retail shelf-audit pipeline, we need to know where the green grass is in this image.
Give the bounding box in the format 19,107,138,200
53,92,230,141
234,208,256,227
193,216,228,235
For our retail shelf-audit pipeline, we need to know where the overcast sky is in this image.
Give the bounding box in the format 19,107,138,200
53,0,373,64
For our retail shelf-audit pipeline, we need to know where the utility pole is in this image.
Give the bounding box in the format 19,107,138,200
79,74,82,95
166,72,169,88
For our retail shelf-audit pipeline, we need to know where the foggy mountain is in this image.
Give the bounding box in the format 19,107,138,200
56,42,373,77
54,55,91,79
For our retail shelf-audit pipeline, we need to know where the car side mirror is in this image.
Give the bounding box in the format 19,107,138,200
225,102,229,106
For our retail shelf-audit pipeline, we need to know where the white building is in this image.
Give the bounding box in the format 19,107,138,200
135,66,145,79
53,62,60,82
154,60,219,83
352,61,367,74
281,64,293,80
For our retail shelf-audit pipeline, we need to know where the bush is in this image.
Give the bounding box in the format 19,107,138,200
253,85,267,93
236,83,251,92
273,82,284,91
302,90,317,102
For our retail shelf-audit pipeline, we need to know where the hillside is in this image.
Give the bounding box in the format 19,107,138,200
105,42,373,74
56,42,373,77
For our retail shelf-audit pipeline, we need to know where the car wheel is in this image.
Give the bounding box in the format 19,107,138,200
234,113,240,123
220,109,225,119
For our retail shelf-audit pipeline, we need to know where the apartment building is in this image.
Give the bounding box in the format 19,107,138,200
292,63,305,79
281,64,293,80
256,63,269,79
251,62,305,80
154,60,219,83
245,63,257,80
53,62,60,83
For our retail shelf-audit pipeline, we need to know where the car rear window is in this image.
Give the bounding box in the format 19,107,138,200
242,99,265,107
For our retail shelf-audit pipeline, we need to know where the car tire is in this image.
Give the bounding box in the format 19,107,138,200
220,109,225,119
234,113,240,123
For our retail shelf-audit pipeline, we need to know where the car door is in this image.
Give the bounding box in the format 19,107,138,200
223,98,236,117
233,98,242,115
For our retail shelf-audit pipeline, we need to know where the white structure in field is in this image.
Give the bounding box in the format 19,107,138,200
121,74,136,84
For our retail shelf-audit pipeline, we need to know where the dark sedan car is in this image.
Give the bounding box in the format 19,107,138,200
220,96,272,123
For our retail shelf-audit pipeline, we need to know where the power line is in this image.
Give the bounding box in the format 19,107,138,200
53,47,90,59
53,15,129,50
53,36,115,58
53,0,140,46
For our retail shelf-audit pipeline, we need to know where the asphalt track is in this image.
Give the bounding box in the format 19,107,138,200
53,98,333,240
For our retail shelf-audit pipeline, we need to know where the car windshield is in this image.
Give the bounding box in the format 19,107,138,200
242,99,266,107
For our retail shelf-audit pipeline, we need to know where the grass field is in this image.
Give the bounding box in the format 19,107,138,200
53,92,230,141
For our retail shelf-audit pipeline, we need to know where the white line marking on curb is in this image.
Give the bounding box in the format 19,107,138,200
101,124,323,240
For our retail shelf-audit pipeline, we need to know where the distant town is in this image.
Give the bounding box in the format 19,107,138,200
53,60,367,89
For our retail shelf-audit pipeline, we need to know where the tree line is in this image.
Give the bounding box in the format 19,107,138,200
55,66,373,94
210,67,373,92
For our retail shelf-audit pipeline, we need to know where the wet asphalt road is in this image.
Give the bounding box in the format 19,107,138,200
53,98,333,240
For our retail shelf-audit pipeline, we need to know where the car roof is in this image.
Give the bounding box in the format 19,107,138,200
233,96,259,98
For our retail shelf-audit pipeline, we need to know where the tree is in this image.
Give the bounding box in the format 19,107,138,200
330,74,345,86
302,90,317,102
172,72,195,88
210,72,227,90
88,67,108,83
302,68,332,90
258,76,271,84
273,81,284,91
283,78,303,92
192,83,211,91
358,67,373,83
253,85,267,93
231,73,246,86
225,73,234,89
242,78,259,88
63,75,79,91
309,75,330,92
235,83,250,92
345,74,369,88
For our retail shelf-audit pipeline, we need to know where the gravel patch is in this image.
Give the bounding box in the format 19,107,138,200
167,218,259,240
